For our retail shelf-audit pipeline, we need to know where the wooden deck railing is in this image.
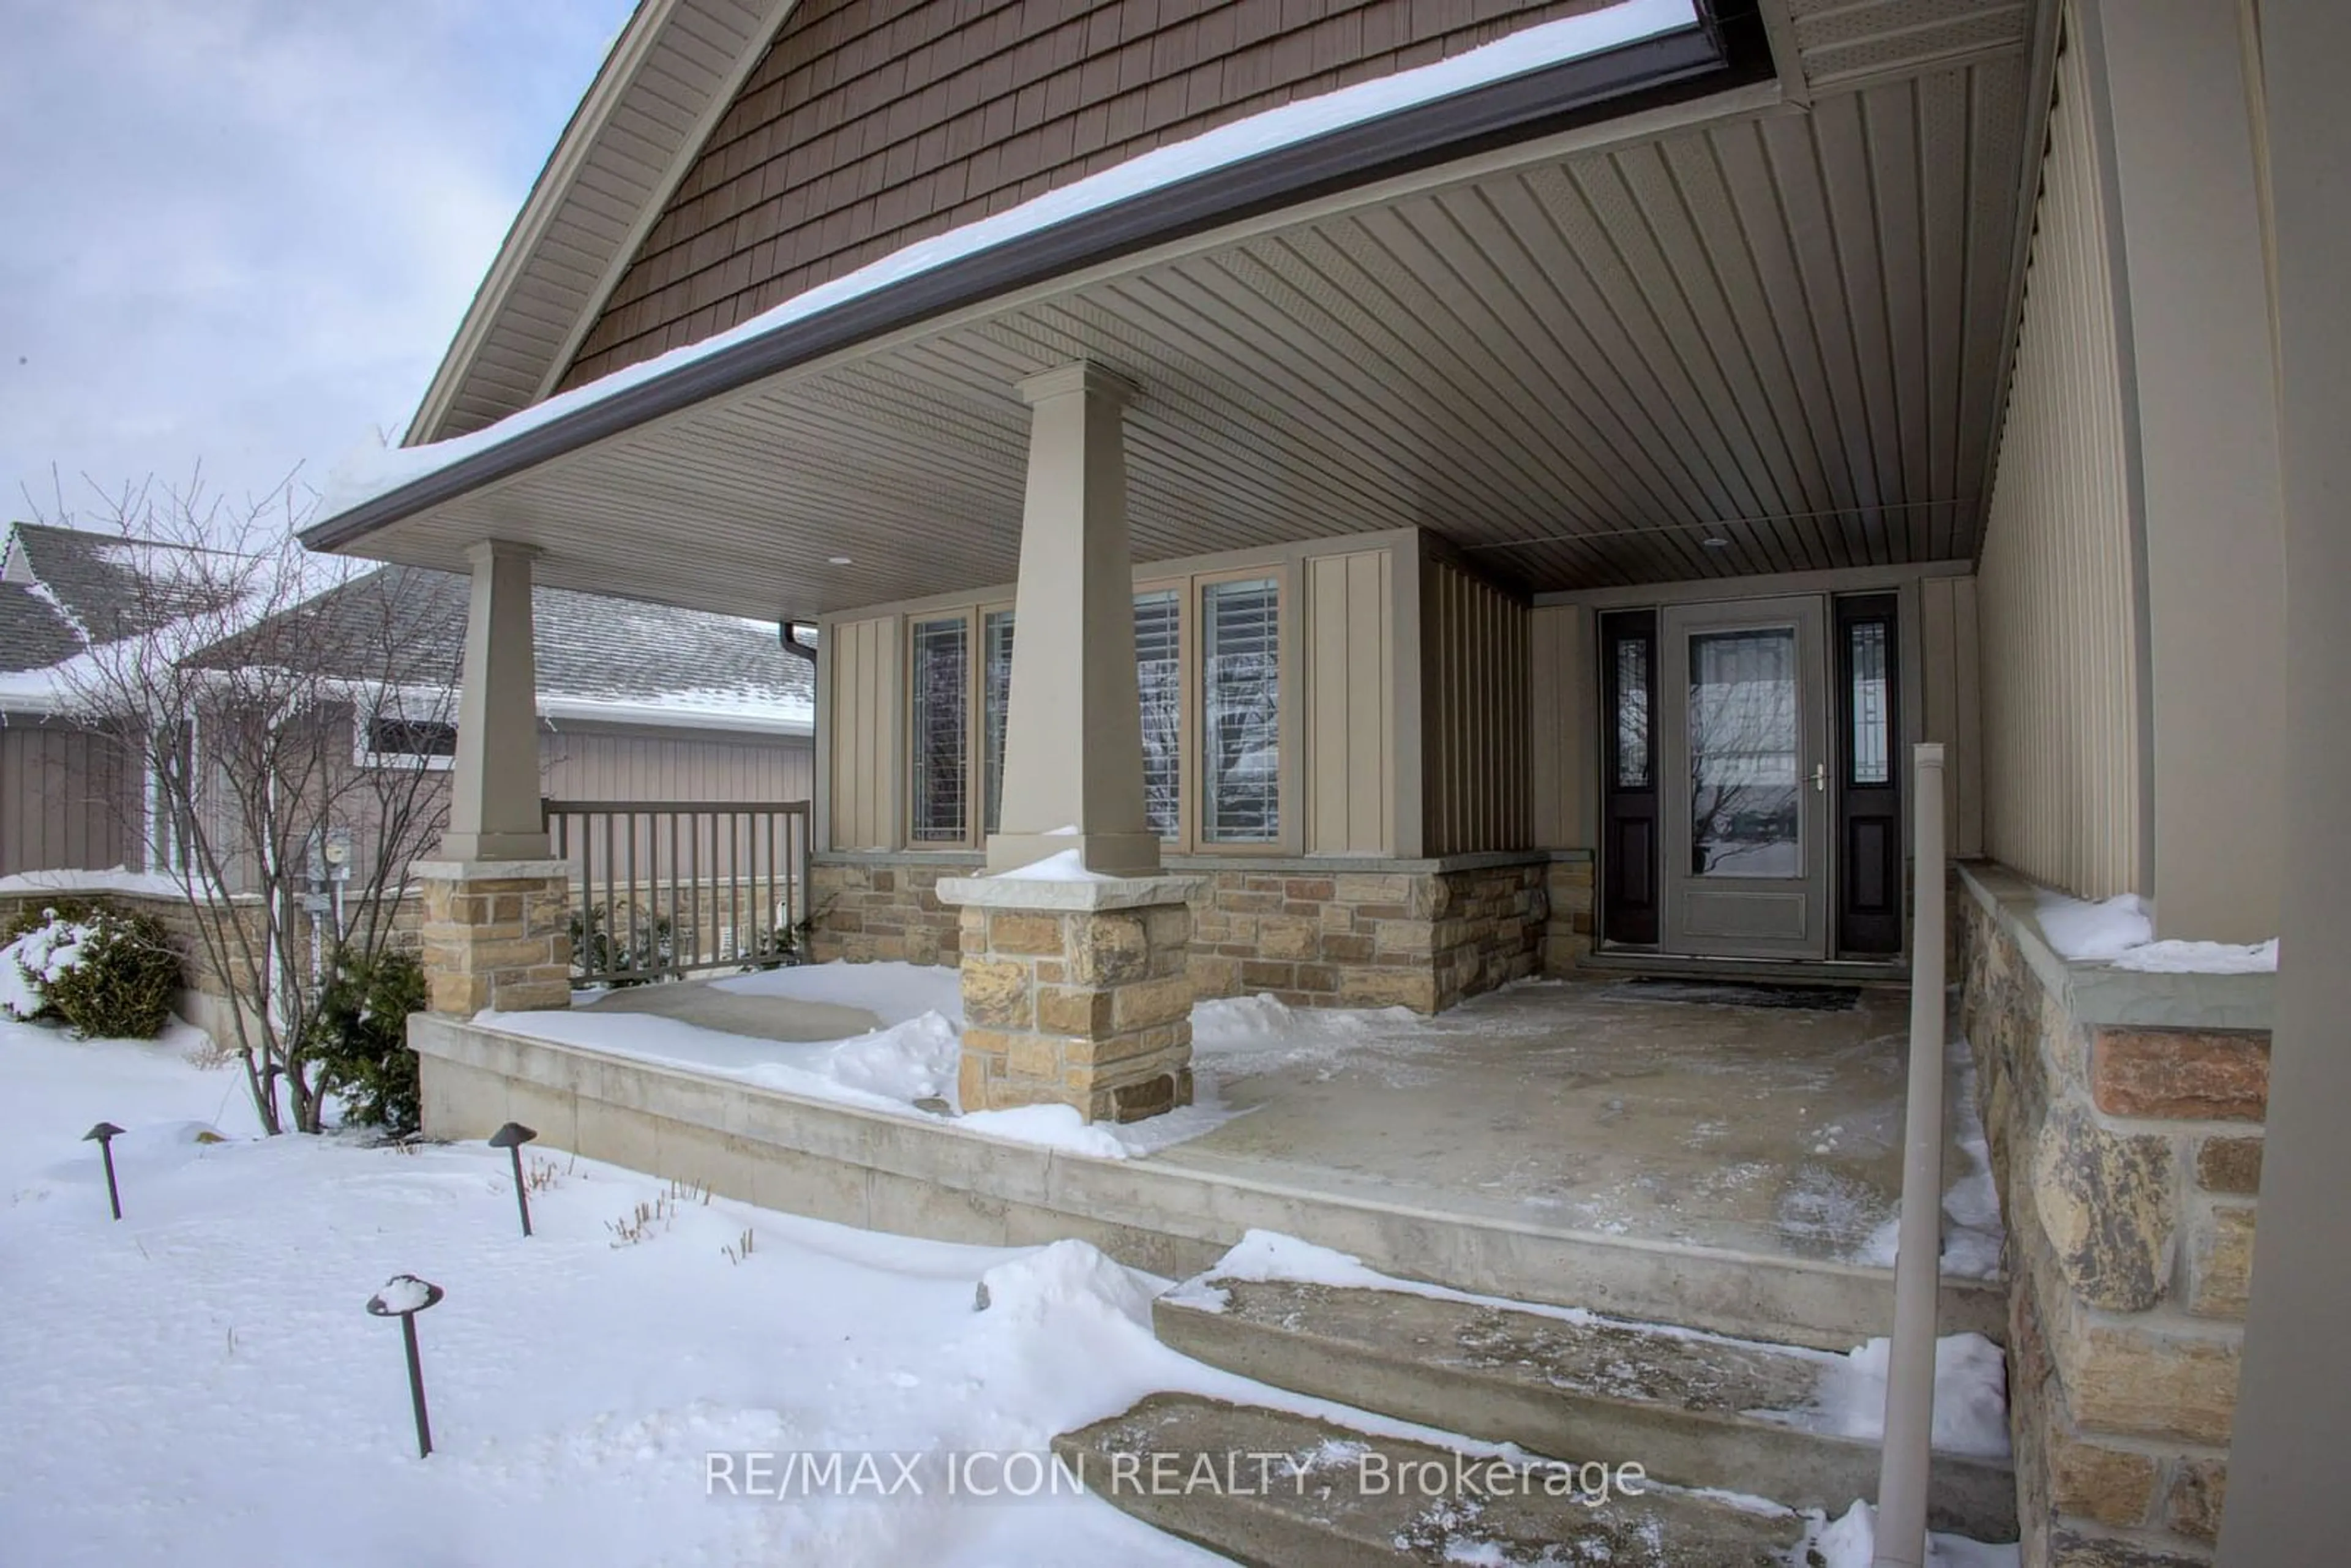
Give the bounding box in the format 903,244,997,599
542,799,812,986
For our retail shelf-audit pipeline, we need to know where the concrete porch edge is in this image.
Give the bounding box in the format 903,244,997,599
408,1011,2006,1349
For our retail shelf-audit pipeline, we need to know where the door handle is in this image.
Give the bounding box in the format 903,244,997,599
1810,763,1828,793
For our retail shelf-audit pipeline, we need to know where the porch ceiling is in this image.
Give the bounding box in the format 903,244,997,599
348,34,2039,622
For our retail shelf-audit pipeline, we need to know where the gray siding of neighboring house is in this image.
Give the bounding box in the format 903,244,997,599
0,716,139,878
541,724,815,803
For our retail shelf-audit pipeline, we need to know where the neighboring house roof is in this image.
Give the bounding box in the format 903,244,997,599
3,521,226,711
3,523,812,735
198,564,814,735
2,521,223,653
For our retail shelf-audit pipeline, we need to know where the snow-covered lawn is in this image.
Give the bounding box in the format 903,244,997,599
0,1018,1243,1567
1,1017,2021,1567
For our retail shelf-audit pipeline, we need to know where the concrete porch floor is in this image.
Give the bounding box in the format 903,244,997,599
1166,977,1990,1270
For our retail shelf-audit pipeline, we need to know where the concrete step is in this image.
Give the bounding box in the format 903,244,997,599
1156,1277,2017,1542
1054,1391,1813,1568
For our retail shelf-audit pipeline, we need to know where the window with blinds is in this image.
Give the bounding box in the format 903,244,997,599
1201,577,1280,843
1134,590,1182,839
982,609,1014,835
909,615,969,842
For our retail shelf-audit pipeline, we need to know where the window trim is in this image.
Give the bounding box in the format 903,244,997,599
353,700,460,772
893,568,1297,857
1191,565,1291,854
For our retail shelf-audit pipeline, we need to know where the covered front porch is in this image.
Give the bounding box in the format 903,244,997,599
411,962,2003,1351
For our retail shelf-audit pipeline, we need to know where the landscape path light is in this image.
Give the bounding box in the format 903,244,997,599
366,1274,446,1458
488,1122,539,1237
82,1122,125,1220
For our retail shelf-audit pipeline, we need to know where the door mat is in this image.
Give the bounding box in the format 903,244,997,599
1610,977,1862,1011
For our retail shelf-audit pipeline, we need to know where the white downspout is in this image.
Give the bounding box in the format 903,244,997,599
1873,742,1948,1566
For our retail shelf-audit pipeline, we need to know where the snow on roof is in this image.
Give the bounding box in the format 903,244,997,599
198,565,811,729
317,0,1701,522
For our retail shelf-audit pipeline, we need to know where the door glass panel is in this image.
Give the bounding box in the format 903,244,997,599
1614,636,1651,789
1848,620,1890,785
1688,628,1800,877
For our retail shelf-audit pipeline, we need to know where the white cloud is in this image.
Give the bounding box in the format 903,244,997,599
0,0,634,519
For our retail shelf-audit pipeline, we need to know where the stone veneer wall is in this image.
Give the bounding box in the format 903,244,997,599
1543,853,1594,973
1959,866,2267,1566
809,854,1551,1013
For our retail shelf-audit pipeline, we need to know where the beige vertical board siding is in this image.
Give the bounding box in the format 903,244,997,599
1420,557,1531,857
1975,30,2142,902
822,616,900,850
1528,604,1593,850
0,722,135,877
1305,550,1394,856
1917,576,1985,860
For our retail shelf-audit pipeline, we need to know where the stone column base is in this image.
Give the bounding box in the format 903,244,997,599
939,871,1204,1123
414,858,574,1015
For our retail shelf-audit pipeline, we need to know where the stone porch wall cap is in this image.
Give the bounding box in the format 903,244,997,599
411,858,576,882
936,872,1208,911
1957,860,2275,1033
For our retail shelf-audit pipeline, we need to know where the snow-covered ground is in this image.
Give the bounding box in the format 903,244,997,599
2,1017,2024,1566
1,1017,1235,1567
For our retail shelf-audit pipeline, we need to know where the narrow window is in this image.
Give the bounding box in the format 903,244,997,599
1613,635,1651,788
1848,620,1891,786
1201,577,1280,843
981,609,1014,835
1134,590,1182,839
909,616,969,842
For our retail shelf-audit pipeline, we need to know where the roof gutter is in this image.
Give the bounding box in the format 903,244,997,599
305,7,1769,556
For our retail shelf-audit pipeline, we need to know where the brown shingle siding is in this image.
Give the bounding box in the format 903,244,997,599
558,0,1606,391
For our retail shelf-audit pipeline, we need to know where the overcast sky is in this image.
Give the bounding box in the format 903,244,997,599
0,0,637,528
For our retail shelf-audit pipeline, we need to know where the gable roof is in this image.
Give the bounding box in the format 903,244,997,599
198,565,813,733
1,520,227,656
5,525,811,733
407,0,799,444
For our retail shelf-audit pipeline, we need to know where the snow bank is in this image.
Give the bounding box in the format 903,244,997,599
975,1238,1155,1330
2035,891,2153,959
0,866,201,899
321,0,1701,517
991,849,1116,883
1804,1333,2012,1459
2113,937,2278,974
1808,1501,2021,1568
1854,1031,2004,1280
713,959,964,1027
2036,890,2277,973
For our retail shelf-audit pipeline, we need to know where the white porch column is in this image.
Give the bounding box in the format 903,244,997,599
986,361,1160,876
2217,0,2351,1558
440,539,549,861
